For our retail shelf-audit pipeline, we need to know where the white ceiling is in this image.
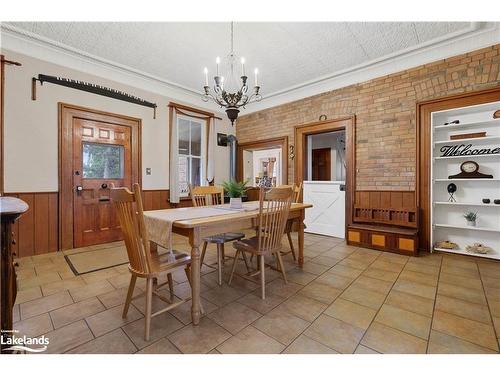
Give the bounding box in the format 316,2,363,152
2,21,478,96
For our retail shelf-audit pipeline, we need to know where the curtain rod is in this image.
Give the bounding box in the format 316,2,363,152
168,101,222,120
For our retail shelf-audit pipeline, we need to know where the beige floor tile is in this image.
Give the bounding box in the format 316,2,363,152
398,269,438,287
237,291,286,315
14,286,42,305
18,273,61,290
438,282,487,305
168,317,231,354
69,280,115,302
407,253,442,267
265,279,302,298
137,337,181,354
328,264,364,279
485,287,500,302
14,313,53,337
252,307,310,345
169,298,218,325
324,298,377,330
488,299,500,318
427,330,498,354
340,284,386,310
354,344,380,354
279,294,327,322
393,279,436,300
361,322,427,354
439,272,483,290
97,286,143,309
385,290,434,317
362,267,399,283
208,302,262,334
304,314,364,353
16,267,37,280
441,264,480,278
310,255,341,267
315,272,354,290
337,258,372,271
370,259,405,273
375,304,431,340
435,294,491,324
13,304,20,323
50,297,106,329
131,294,173,315
298,281,342,304
122,313,184,349
217,325,285,354
404,261,440,276
202,284,246,307
442,257,478,271
283,334,338,354
300,262,331,275
284,268,318,285
351,275,393,295
80,268,120,284
481,275,500,289
68,328,137,354
378,252,408,265
478,262,500,278
20,291,74,320
42,320,94,354
432,310,498,351
40,277,86,296
85,303,143,337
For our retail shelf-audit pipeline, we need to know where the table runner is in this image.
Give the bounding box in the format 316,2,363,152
143,201,261,250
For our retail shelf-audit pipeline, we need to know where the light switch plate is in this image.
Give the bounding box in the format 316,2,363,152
146,168,151,175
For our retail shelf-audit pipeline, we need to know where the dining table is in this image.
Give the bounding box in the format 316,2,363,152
143,201,312,325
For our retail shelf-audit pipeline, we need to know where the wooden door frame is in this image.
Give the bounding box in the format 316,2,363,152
416,86,500,251
59,103,142,250
236,136,288,184
294,116,355,226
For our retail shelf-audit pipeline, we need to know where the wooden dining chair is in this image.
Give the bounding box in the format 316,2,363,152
111,183,192,341
280,182,303,261
228,186,293,299
189,185,245,286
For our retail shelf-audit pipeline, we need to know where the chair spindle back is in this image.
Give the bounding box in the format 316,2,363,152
190,185,224,207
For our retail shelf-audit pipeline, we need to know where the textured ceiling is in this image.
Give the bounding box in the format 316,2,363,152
4,22,473,96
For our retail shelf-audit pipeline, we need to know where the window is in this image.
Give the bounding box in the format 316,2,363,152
82,142,124,179
177,115,206,197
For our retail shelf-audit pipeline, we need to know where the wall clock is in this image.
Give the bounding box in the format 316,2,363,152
449,161,493,179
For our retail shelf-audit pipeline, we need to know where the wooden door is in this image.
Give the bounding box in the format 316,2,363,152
73,119,132,247
312,148,331,181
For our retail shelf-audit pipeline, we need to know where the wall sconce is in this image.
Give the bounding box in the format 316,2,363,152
289,145,295,160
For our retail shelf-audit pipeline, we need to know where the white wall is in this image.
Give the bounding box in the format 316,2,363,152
2,50,234,192
306,131,345,181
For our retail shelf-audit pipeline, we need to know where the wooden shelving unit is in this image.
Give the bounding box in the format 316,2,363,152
430,101,500,260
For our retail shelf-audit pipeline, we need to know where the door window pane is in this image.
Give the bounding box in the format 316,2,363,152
82,142,124,179
191,157,201,187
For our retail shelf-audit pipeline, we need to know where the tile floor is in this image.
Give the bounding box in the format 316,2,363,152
12,231,500,354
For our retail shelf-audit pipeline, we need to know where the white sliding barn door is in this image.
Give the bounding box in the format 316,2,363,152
303,182,345,238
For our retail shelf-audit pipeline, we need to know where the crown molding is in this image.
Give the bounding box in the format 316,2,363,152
2,22,499,117
244,22,500,114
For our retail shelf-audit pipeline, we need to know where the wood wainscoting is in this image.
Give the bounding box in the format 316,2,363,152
7,189,172,256
5,192,58,258
347,190,419,256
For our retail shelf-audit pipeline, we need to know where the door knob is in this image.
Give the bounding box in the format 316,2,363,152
101,183,108,189
75,185,83,194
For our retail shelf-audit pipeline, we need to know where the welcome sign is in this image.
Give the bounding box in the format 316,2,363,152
440,144,500,157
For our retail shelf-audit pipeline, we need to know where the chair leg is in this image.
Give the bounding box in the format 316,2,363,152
259,255,266,300
228,250,240,285
200,242,208,269
287,232,297,261
167,273,175,300
122,274,137,318
216,244,223,286
276,252,288,284
241,251,251,273
221,243,226,265
144,278,153,341
184,265,192,286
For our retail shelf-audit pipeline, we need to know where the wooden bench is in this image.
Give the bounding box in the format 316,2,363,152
347,191,419,256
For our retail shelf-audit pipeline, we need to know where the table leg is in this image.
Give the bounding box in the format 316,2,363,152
189,228,202,325
298,210,305,267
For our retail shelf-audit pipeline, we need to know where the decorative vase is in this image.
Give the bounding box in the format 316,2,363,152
466,220,476,227
230,197,242,209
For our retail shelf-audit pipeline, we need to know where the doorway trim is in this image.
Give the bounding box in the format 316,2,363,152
236,136,288,184
294,116,355,225
59,103,142,250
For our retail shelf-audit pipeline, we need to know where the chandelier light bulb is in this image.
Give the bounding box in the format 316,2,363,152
240,57,245,76
203,67,208,86
254,68,259,86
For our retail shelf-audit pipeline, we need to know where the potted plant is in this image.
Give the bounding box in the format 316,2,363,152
221,179,248,209
463,211,478,227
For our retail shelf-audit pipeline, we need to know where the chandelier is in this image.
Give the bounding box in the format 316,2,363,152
202,22,262,125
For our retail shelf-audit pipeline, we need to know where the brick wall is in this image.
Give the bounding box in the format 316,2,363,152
236,45,500,190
